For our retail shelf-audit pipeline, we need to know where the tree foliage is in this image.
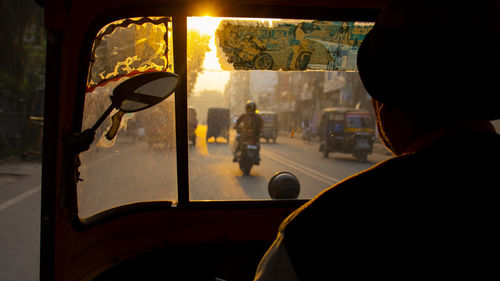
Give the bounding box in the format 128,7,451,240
187,30,211,95
0,0,46,111
342,72,371,110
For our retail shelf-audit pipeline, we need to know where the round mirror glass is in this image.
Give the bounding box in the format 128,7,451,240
112,72,180,113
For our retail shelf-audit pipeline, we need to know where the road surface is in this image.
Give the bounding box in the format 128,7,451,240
0,126,390,280
78,126,390,217
4,122,499,280
0,159,41,281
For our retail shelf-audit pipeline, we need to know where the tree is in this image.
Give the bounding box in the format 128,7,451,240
187,30,211,96
342,72,371,110
0,0,46,112
224,71,250,114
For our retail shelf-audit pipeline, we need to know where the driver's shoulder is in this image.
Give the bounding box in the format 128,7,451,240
280,154,420,231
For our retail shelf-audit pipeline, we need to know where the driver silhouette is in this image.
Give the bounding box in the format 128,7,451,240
255,0,500,280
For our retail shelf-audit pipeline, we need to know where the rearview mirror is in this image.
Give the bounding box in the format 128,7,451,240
112,71,180,113
65,71,180,155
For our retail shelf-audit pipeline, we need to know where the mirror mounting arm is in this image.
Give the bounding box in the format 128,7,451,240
64,71,179,155
91,104,116,131
63,129,96,156
63,103,116,156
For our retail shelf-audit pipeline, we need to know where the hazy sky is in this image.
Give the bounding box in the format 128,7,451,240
189,17,230,93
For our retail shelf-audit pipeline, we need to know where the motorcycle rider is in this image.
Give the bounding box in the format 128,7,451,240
233,100,264,164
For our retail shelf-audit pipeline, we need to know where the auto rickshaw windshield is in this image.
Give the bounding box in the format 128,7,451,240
346,113,373,129
78,16,391,218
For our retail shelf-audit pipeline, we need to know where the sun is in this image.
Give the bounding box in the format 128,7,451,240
187,16,223,36
188,16,280,36
186,16,283,92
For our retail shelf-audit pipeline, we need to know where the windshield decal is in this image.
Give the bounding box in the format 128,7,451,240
87,17,172,92
216,20,373,71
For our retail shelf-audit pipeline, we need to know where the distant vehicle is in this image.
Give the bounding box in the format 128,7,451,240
206,107,230,143
318,107,375,162
188,106,198,146
260,111,278,143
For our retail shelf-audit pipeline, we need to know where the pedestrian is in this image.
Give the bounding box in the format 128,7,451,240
301,118,310,141
254,0,500,280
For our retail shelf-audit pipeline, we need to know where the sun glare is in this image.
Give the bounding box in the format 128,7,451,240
187,16,282,93
188,16,281,36
188,16,222,36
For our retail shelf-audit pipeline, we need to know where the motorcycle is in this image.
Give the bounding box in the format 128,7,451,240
233,131,260,176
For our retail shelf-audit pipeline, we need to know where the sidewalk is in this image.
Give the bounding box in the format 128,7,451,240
0,157,42,190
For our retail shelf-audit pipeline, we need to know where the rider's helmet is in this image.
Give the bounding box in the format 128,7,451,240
245,100,256,114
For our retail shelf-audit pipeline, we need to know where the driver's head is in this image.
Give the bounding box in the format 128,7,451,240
357,0,500,121
357,0,500,155
245,100,257,114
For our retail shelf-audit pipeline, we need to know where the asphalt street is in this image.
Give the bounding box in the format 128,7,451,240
0,127,391,280
78,127,390,217
0,158,41,281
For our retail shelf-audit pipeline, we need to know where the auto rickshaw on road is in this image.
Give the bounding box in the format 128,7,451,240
259,111,278,143
206,107,230,143
318,107,375,162
188,106,198,146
